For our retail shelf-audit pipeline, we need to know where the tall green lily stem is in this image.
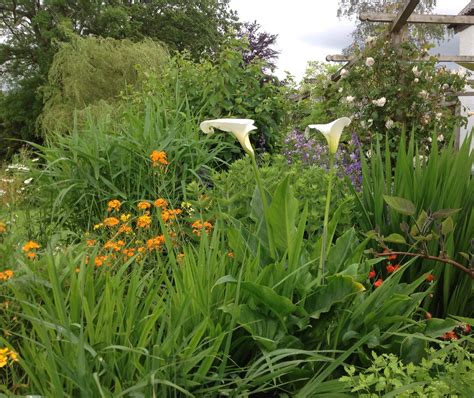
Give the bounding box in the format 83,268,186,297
320,153,335,283
250,153,276,259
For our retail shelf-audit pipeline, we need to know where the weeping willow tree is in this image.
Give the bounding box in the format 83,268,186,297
39,35,169,134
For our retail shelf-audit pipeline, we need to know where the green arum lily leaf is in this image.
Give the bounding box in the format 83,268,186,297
305,275,365,319
400,334,427,365
241,281,296,318
424,318,458,338
383,195,416,216
267,175,298,253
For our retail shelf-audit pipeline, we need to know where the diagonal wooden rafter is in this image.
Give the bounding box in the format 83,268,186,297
360,12,474,25
391,0,421,33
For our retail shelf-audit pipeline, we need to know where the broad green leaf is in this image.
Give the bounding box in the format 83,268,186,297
432,208,461,219
441,216,454,235
241,282,296,318
383,195,416,216
424,318,457,337
384,233,406,244
305,275,365,319
268,176,298,252
327,228,358,274
400,334,427,365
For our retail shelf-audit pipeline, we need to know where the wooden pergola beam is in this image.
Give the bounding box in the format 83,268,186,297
391,0,420,33
360,12,474,25
326,54,474,63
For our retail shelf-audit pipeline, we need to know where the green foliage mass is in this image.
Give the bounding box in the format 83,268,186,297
341,342,474,397
191,155,355,238
151,39,293,152
39,35,169,134
354,133,474,317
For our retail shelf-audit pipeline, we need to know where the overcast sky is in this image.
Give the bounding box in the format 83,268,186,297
230,0,471,80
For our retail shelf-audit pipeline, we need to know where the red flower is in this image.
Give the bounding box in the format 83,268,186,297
373,279,383,288
386,264,401,273
383,248,397,260
442,331,458,341
368,269,376,279
465,324,472,333
426,274,435,282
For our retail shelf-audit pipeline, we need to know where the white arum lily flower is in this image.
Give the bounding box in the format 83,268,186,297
307,117,351,155
200,118,256,155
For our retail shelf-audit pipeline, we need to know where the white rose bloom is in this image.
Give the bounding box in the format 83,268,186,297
412,66,421,77
345,96,355,103
372,97,386,107
23,178,33,185
365,36,376,45
427,137,432,143
435,112,442,121
385,119,394,129
365,57,375,67
437,134,445,142
419,90,429,100
442,83,449,90
338,87,343,93
340,68,349,78
414,78,419,83
458,69,466,78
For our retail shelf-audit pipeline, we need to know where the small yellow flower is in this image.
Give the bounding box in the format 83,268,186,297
137,214,152,228
120,213,131,222
93,223,104,230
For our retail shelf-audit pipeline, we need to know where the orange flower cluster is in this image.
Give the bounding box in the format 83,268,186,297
107,199,121,212
137,201,152,210
150,150,169,167
0,347,18,368
162,208,182,223
137,214,152,229
104,217,120,227
146,235,165,251
0,270,13,281
118,224,133,234
192,220,213,236
154,198,168,208
0,222,6,233
22,240,40,260
104,240,125,252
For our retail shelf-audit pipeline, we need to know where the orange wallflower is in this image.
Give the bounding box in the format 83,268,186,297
86,239,97,247
150,150,169,167
104,217,120,227
122,248,136,258
107,199,121,212
161,208,182,223
154,198,168,208
137,214,152,228
0,222,6,233
22,241,40,252
0,270,14,281
118,224,133,234
26,252,37,260
137,201,152,210
192,220,213,236
104,240,125,252
94,255,108,267
146,235,165,251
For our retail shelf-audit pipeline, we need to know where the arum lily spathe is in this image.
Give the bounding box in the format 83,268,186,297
200,118,257,155
307,117,351,155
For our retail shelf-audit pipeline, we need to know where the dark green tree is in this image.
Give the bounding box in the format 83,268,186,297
0,0,237,158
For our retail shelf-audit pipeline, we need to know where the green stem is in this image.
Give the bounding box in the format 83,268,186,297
250,154,276,258
320,153,334,283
